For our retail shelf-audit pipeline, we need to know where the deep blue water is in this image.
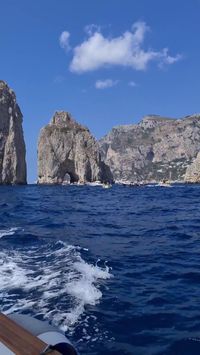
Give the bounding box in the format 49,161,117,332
1,184,200,354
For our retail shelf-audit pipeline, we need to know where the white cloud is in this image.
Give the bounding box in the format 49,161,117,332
59,31,71,51
67,22,181,73
129,81,137,87
160,48,182,65
84,24,101,36
95,79,118,89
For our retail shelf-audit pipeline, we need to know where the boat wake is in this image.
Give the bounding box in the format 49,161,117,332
0,229,112,341
0,227,19,239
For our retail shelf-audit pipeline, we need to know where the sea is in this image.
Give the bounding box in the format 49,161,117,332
1,184,200,354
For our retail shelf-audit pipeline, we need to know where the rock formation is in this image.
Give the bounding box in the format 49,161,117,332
99,114,200,183
184,152,200,183
38,111,112,184
0,81,26,184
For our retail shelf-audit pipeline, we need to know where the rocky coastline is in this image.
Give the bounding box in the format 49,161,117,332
99,114,200,184
1,80,200,185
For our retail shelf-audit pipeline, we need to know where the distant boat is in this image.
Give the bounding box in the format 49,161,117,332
157,179,172,187
86,181,103,187
102,183,112,189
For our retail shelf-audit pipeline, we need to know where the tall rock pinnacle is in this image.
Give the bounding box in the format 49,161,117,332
0,81,27,184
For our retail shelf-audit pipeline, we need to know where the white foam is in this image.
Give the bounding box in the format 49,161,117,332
0,227,19,239
0,240,112,334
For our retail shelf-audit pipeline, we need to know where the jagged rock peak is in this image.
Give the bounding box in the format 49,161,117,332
50,111,89,132
141,114,176,120
0,80,17,105
139,114,177,129
0,80,11,90
0,80,27,184
183,113,200,121
38,111,112,184
51,111,75,126
0,81,7,90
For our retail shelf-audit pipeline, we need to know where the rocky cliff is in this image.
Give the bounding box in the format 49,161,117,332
38,111,112,184
0,81,26,184
99,114,200,183
184,152,200,183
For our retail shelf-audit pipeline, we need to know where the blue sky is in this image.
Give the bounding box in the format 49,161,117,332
1,0,200,182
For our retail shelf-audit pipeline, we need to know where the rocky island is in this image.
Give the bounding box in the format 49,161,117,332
2,80,200,186
0,81,26,184
99,114,200,184
38,111,112,184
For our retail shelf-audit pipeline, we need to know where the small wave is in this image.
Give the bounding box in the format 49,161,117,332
0,227,19,239
0,240,112,333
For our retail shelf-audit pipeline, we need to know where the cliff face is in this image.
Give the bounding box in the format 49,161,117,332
38,111,112,184
99,114,200,183
184,152,200,183
0,81,26,184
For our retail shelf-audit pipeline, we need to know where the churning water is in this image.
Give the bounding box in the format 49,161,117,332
1,184,200,354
